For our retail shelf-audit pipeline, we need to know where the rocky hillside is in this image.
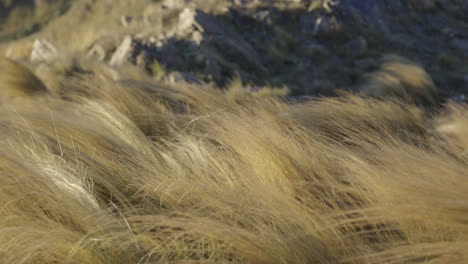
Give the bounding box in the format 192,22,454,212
0,0,71,41
1,0,468,100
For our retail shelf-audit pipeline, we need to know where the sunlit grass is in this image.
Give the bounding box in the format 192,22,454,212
0,0,466,262
0,57,466,263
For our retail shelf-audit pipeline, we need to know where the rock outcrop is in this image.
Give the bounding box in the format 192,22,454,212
30,39,59,63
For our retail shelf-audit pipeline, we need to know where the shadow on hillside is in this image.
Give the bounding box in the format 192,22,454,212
148,4,468,99
151,6,346,96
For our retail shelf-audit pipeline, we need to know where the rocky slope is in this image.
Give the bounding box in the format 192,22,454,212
2,0,468,100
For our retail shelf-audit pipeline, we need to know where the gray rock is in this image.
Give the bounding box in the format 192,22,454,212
30,39,59,63
109,35,159,68
322,0,340,13
192,9,227,35
165,71,202,85
313,16,341,37
177,8,196,36
109,33,191,71
191,30,203,46
110,36,135,66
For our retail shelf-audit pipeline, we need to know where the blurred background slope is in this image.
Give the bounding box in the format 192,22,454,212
1,0,467,100
0,0,72,41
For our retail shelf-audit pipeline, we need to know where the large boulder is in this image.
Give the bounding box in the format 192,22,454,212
177,7,197,36
110,36,135,66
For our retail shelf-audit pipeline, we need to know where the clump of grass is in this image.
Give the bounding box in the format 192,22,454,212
289,93,428,148
363,55,439,107
149,59,166,80
0,59,466,263
0,58,48,97
434,102,468,158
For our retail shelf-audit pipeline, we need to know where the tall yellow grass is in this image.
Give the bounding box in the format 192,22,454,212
0,58,48,97
0,60,467,263
363,55,438,107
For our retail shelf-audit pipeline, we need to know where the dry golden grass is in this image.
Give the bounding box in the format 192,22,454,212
0,2,466,262
0,58,48,97
0,0,72,42
0,1,145,59
363,55,438,107
0,58,466,263
434,102,468,160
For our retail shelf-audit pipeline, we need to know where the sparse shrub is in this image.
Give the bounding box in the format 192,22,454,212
149,59,166,80
434,102,468,158
363,55,438,107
